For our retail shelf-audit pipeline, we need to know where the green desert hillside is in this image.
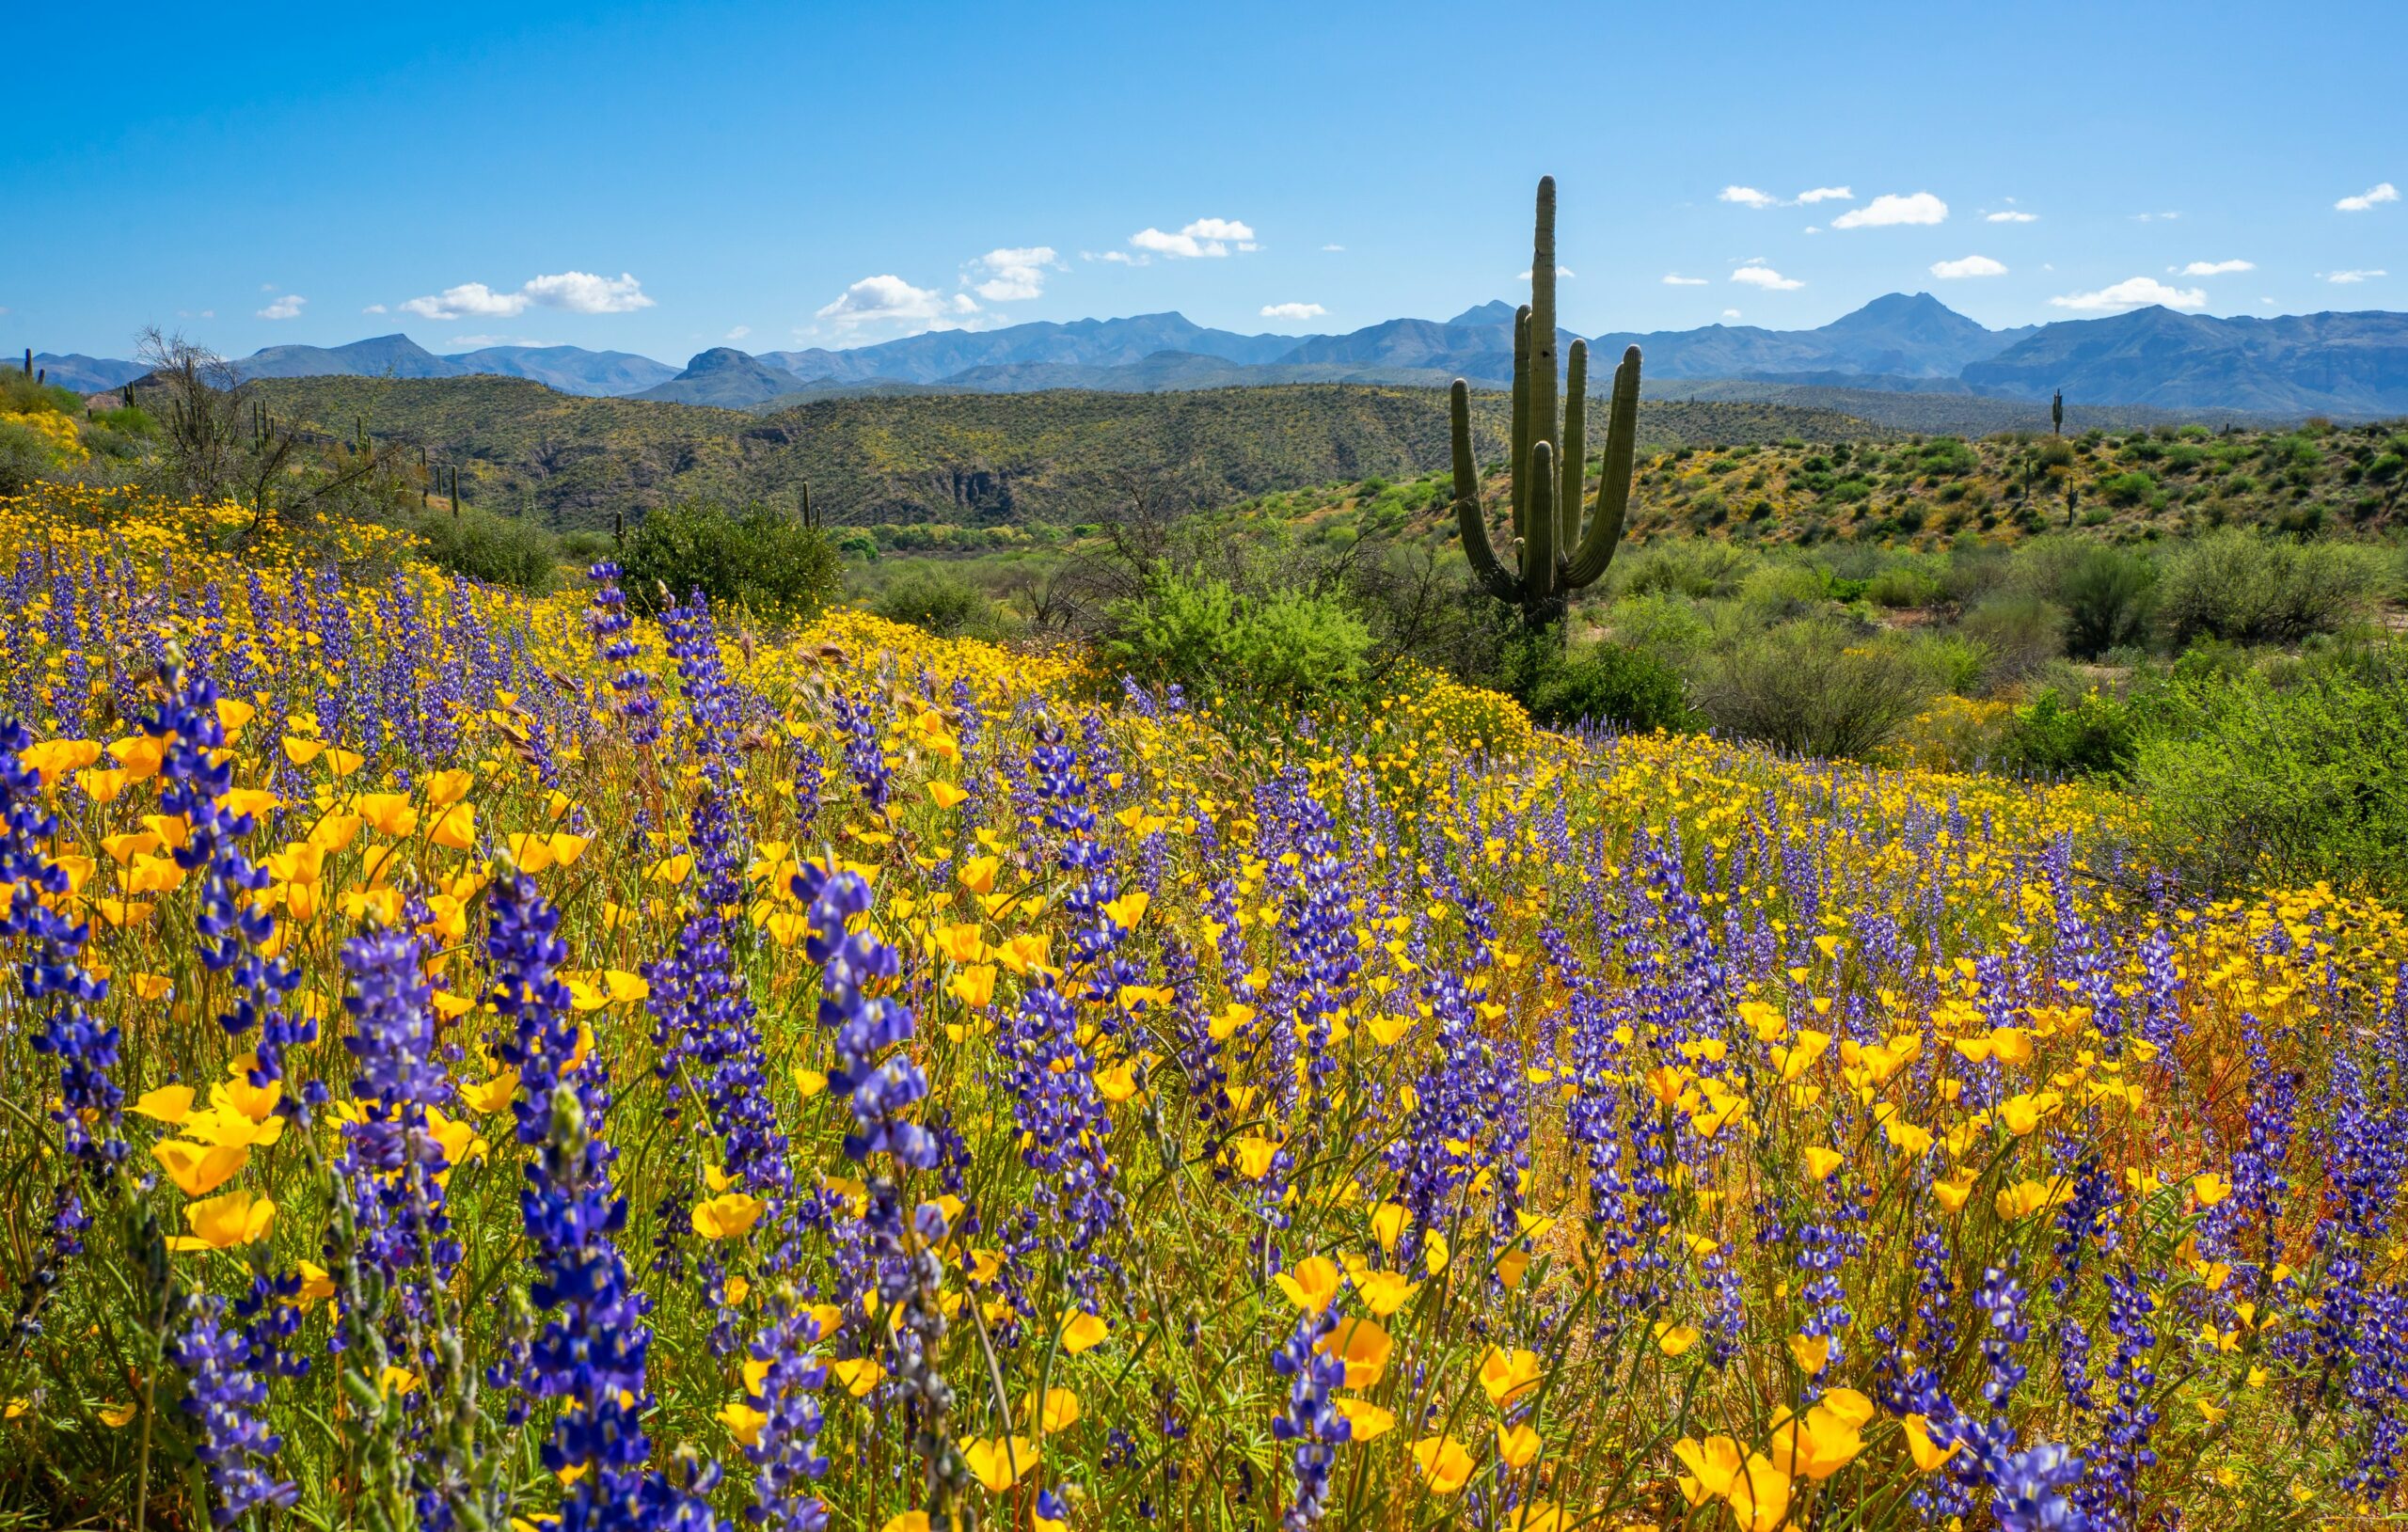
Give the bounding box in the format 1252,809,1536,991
1187,415,2408,557
250,373,1895,531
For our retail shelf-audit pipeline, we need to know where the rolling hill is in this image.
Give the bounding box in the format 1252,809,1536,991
250,374,1895,531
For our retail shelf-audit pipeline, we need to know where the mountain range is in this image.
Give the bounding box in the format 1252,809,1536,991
31,293,2408,416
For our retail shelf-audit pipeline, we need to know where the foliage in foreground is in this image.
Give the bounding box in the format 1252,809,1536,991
0,483,2404,1532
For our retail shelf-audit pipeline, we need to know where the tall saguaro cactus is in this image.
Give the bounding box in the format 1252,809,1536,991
1450,176,1643,628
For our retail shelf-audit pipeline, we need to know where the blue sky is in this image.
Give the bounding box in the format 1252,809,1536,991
8,0,2403,363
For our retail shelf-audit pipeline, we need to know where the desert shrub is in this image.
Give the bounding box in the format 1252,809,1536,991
1992,687,2147,780
2131,652,2408,894
1525,642,1694,734
2058,545,2158,659
1615,539,1756,600
2097,469,2158,508
1905,630,1991,697
0,419,53,496
1865,563,1943,608
558,529,614,565
1690,621,1936,760
619,498,842,624
2156,528,2384,646
1734,563,1828,619
1958,593,2065,687
1103,563,1370,703
409,506,562,593
874,566,1011,640
1602,590,1716,664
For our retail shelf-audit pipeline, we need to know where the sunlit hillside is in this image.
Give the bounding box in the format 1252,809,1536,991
0,482,2401,1528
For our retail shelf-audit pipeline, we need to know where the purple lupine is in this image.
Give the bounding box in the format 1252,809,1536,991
791,861,961,1524
650,596,790,1199
737,1298,832,1530
1268,1306,1348,1528
173,1297,299,1524
486,874,714,1527
587,562,661,748
150,663,316,1102
338,925,462,1297
6,720,120,1167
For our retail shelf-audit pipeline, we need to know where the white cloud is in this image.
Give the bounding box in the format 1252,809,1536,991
2132,211,2180,222
2321,268,2387,284
1985,210,2040,223
398,270,654,321
1723,185,1853,210
1128,217,1258,260
1661,274,1709,286
814,275,979,331
1259,302,1326,322
1731,264,1803,291
1831,192,1948,229
362,303,388,314
401,282,520,320
521,271,654,313
966,245,1062,303
1320,243,1345,252
1129,229,1199,257
1930,255,2007,278
2178,260,2255,276
1084,249,1147,265
2336,182,2399,213
725,324,752,340
257,293,306,320
1515,266,1576,279
2048,276,2207,312
1722,308,1742,319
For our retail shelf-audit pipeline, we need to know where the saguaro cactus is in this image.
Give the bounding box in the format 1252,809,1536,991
1450,176,1643,628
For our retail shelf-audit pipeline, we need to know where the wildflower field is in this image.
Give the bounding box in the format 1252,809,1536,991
2,483,2404,1532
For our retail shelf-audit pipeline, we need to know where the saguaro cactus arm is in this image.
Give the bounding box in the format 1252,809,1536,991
1522,439,1558,610
1450,381,1519,602
1564,344,1642,588
1558,339,1588,550
1509,307,1532,546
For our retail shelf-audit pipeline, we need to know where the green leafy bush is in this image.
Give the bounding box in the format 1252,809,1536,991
2058,545,2158,659
1992,687,2145,780
1865,564,1942,608
0,419,53,497
2131,653,2408,895
1690,621,1935,760
619,498,842,624
1103,564,1370,703
2097,469,2158,508
1524,643,1694,734
1958,593,2065,687
411,506,562,593
2157,528,2383,646
873,566,1012,640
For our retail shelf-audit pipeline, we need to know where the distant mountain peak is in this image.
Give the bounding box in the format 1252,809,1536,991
1448,300,1518,327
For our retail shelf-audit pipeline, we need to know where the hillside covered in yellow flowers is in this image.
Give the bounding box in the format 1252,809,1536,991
0,482,2402,1531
